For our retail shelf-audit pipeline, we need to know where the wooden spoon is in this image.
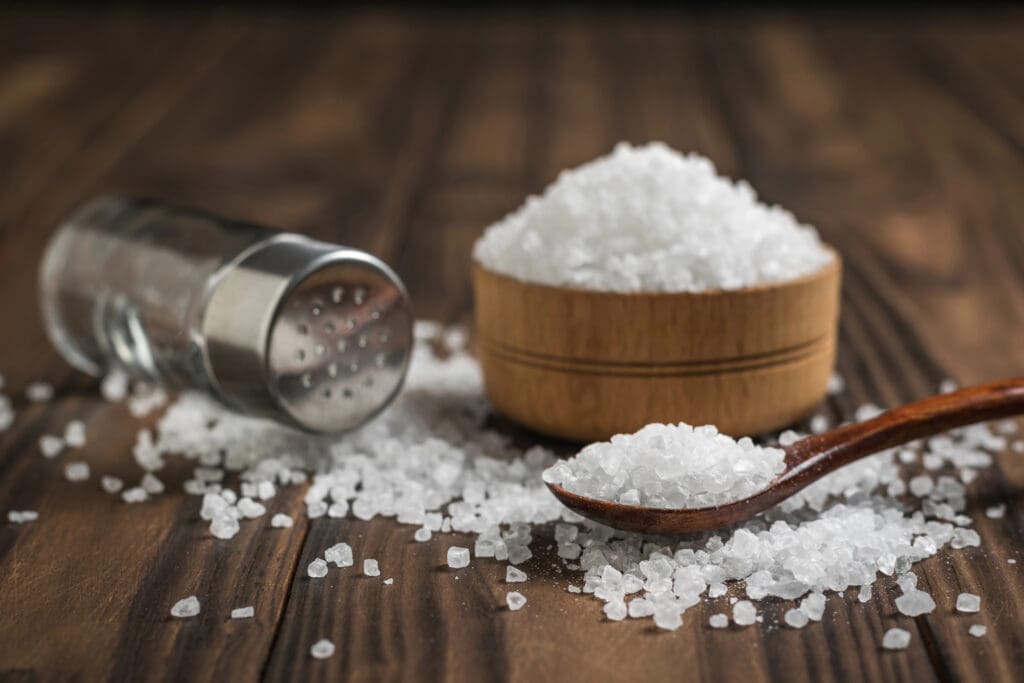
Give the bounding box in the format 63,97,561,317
546,378,1024,535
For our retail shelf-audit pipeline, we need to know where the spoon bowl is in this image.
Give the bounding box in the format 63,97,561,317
547,378,1024,535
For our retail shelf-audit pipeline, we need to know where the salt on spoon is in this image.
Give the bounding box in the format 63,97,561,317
544,378,1024,535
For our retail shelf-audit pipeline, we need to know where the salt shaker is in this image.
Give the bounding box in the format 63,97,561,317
39,195,414,433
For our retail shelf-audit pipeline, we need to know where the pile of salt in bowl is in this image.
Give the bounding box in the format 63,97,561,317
8,323,1016,651
472,142,834,292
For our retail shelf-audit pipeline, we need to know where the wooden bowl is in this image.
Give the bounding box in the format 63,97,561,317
472,250,842,442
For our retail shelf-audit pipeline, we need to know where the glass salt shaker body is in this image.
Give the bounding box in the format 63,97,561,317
40,195,414,433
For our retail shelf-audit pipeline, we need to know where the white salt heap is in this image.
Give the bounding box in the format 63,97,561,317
542,423,786,508
472,142,833,293
67,324,1013,638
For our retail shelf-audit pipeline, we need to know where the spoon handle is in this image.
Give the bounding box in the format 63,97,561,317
783,378,1024,483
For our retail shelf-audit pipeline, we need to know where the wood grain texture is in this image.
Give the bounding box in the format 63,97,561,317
0,6,1022,683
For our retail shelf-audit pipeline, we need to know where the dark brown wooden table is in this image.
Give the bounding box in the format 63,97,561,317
1,6,1023,682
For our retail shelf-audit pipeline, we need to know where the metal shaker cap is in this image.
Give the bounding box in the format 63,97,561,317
201,235,413,433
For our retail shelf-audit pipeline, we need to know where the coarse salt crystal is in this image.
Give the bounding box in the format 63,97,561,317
121,487,149,504
447,546,470,569
310,639,335,659
506,591,526,611
101,476,124,494
307,559,329,578
733,600,757,626
506,566,527,583
709,613,729,629
784,608,809,628
39,435,64,458
231,606,255,619
363,559,380,577
882,627,911,650
270,513,293,528
955,593,980,613
170,596,200,618
895,590,935,617
985,504,1005,519
63,420,87,447
7,510,38,524
26,382,54,403
414,527,432,542
64,462,90,482
968,624,987,638
324,543,353,568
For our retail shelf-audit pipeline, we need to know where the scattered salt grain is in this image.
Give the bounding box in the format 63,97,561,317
414,527,432,542
26,382,54,403
310,639,335,659
447,546,470,569
809,415,830,434
231,606,254,619
324,543,353,568
709,613,729,629
363,559,380,577
895,590,936,617
7,510,38,524
939,379,959,394
955,593,980,613
63,420,86,447
64,462,90,482
38,435,64,458
236,497,265,518
121,487,149,504
472,142,833,293
209,515,239,539
985,504,1006,519
384,578,394,585
101,476,124,494
100,371,129,402
733,600,757,626
506,566,527,583
307,559,329,578
785,608,809,628
270,513,293,529
654,606,684,631
827,372,846,396
882,627,911,650
604,600,628,621
951,528,981,549
142,472,165,495
543,422,785,509
170,596,200,618
858,585,872,603
909,475,934,498
506,591,526,611
968,624,987,638
801,593,827,620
